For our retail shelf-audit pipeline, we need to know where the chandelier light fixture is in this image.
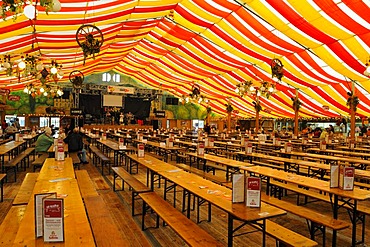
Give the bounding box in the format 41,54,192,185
1,0,61,21
23,83,64,98
178,84,209,104
235,81,276,99
0,54,63,82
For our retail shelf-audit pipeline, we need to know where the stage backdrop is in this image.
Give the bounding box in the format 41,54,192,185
124,96,151,119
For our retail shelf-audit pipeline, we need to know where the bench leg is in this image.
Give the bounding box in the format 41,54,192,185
0,177,4,202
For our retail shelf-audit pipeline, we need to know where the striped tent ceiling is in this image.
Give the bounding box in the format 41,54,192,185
1,0,370,119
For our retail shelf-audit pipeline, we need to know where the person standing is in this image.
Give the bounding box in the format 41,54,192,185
64,127,88,164
14,118,20,130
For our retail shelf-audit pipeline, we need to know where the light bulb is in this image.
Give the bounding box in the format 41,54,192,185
4,62,10,69
50,66,58,74
24,4,36,19
18,61,26,70
235,88,239,93
52,0,62,12
40,87,45,93
366,66,370,73
268,86,274,93
249,86,255,92
257,91,261,97
43,92,48,96
23,87,29,93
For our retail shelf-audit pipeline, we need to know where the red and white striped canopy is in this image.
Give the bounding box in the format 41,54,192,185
1,0,370,118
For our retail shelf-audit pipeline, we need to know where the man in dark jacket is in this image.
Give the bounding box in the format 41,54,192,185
64,128,88,164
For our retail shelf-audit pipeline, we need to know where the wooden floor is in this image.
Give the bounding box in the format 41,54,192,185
1,154,370,247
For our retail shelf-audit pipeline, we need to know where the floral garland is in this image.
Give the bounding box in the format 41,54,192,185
346,95,359,111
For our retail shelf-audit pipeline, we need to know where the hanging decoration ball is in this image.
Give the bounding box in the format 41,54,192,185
3,62,11,69
52,0,62,12
24,4,36,19
36,63,43,71
18,61,26,70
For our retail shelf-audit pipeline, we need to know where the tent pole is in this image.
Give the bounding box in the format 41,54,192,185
350,81,356,140
294,89,299,136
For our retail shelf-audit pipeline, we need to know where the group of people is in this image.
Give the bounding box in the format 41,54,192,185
35,125,88,164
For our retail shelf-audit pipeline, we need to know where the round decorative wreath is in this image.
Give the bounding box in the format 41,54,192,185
271,58,284,81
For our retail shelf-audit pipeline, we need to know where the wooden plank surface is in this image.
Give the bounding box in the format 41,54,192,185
37,158,75,181
0,205,27,247
12,173,39,205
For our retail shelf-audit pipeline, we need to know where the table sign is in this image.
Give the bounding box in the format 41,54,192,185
355,136,362,142
349,139,355,149
273,137,281,146
330,162,339,188
240,136,245,146
339,165,355,190
138,134,143,141
208,137,214,147
197,141,205,156
119,138,125,149
166,138,174,147
319,140,326,150
137,143,145,157
102,133,107,141
232,174,245,203
43,197,64,242
245,142,252,154
245,177,261,207
55,139,65,161
302,137,307,145
34,193,57,238
204,138,209,147
284,142,292,153
221,133,225,140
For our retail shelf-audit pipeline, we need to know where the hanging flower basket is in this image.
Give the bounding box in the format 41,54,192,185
346,95,359,111
206,106,212,114
291,97,301,111
225,103,233,113
253,101,262,112
271,58,284,81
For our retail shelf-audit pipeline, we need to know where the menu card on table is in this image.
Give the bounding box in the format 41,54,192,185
55,139,65,161
330,162,339,188
232,174,245,203
339,165,355,190
197,141,205,156
43,197,64,242
137,143,145,157
284,142,292,153
319,140,326,150
166,138,174,148
119,138,125,149
245,177,261,207
209,137,214,147
245,142,252,154
35,193,57,238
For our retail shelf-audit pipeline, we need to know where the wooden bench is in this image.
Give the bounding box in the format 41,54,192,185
265,220,318,247
0,205,27,246
261,193,349,246
74,170,130,246
90,145,112,175
69,152,81,170
12,173,39,205
75,170,98,198
4,147,35,182
112,167,151,216
0,174,6,202
31,153,48,172
139,191,223,247
354,181,370,190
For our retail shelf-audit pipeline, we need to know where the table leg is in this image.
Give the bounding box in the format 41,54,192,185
332,195,338,247
227,213,233,247
351,200,358,247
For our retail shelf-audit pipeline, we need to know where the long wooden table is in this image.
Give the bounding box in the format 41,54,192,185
236,151,331,179
0,140,26,173
12,158,95,246
97,139,135,165
243,166,370,247
187,152,254,180
125,154,286,247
